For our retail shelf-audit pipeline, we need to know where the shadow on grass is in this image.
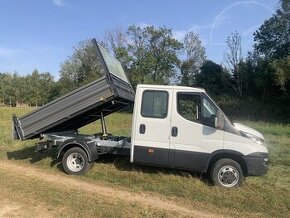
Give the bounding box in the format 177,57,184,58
6,147,211,185
6,146,61,167
95,154,211,185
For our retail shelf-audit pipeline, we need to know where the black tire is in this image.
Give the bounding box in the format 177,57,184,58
62,147,92,175
210,158,244,188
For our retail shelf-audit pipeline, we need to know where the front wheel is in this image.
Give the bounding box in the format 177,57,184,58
210,158,244,188
62,147,92,175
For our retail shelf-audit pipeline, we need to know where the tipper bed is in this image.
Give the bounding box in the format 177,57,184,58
13,39,135,140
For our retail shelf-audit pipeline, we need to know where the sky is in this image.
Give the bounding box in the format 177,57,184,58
0,0,279,79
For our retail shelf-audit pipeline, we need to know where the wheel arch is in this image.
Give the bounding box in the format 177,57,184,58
205,150,248,176
57,141,94,162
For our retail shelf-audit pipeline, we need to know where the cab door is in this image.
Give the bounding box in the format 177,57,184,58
169,91,224,171
132,87,172,166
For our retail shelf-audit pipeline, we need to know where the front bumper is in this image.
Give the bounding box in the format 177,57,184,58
244,152,269,176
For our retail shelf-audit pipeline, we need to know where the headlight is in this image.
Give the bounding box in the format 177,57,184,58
243,132,265,146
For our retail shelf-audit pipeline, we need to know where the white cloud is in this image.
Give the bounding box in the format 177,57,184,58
53,0,65,7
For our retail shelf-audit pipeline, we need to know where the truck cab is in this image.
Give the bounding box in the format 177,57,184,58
131,85,268,187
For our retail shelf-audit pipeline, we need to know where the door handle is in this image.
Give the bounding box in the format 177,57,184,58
171,126,178,137
139,124,146,134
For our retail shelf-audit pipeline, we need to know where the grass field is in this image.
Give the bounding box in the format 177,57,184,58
0,107,290,217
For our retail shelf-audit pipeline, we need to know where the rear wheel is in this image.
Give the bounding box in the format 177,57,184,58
210,158,244,188
62,147,92,175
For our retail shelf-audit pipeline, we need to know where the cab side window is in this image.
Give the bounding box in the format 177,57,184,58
177,93,219,128
177,93,201,122
141,90,168,118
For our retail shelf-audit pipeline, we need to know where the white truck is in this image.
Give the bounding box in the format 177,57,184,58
13,40,268,188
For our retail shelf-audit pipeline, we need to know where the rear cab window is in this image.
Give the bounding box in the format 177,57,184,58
141,90,168,118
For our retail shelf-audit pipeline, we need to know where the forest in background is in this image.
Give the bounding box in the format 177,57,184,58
0,0,289,122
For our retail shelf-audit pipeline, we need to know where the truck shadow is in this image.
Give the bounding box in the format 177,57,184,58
6,146,58,164
6,148,210,185
95,155,211,185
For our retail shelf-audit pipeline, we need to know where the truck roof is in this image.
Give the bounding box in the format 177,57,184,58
136,84,206,92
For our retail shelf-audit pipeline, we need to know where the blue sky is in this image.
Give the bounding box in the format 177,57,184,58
0,0,278,79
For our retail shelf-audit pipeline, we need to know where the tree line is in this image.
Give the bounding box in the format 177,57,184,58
0,70,56,106
1,0,289,121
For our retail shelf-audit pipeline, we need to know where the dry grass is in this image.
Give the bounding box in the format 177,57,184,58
1,107,290,217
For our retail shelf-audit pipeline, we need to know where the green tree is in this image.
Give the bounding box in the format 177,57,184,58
271,56,290,91
13,73,26,105
23,70,55,106
180,32,206,86
127,25,183,87
59,40,103,95
254,0,290,92
196,60,230,95
0,73,6,105
254,0,290,59
184,31,206,67
224,31,244,97
38,72,55,104
244,54,279,103
180,59,197,86
102,27,132,75
0,73,14,106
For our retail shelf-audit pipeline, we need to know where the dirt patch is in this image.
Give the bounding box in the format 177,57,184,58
0,198,53,218
0,160,220,218
0,200,21,217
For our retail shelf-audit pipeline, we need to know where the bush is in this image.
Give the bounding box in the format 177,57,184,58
213,95,290,123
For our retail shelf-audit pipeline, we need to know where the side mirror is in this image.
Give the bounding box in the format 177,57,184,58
214,111,225,129
214,116,218,128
